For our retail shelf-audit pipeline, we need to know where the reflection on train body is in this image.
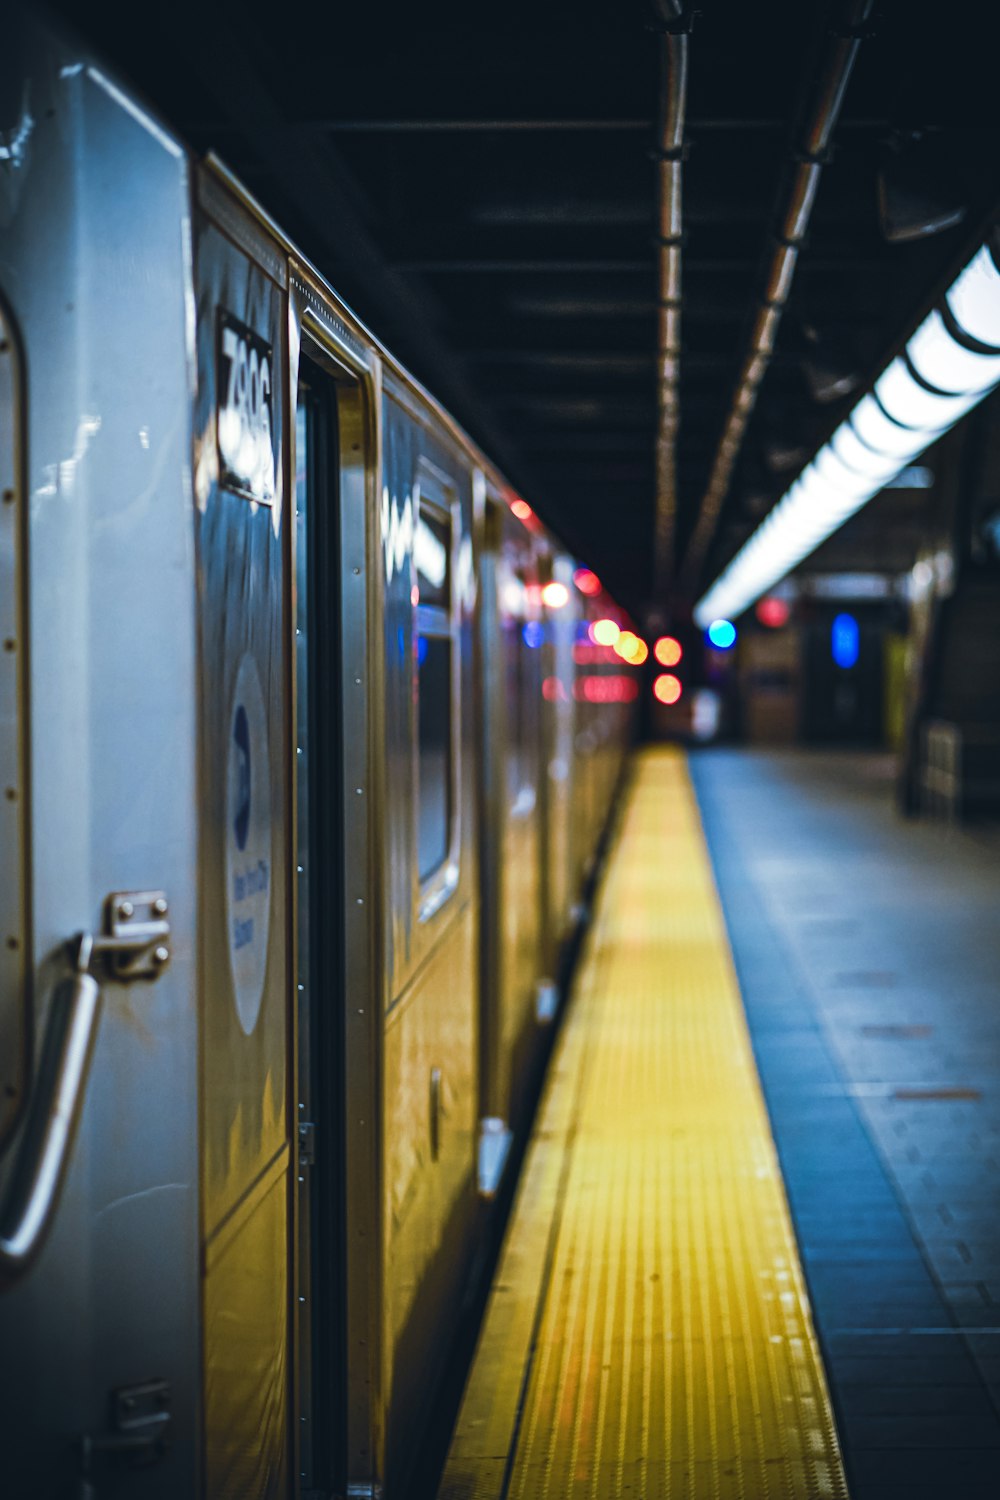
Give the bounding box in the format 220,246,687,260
0,10,637,1498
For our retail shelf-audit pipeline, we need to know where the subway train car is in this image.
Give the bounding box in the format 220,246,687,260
0,11,636,1499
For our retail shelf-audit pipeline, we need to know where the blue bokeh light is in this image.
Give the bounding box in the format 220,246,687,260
831,612,859,669
706,619,737,650
523,621,544,649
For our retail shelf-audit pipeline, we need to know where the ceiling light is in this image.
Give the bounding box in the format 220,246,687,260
851,394,924,459
946,244,1000,348
907,309,1000,394
695,239,1000,628
810,447,870,500
830,423,903,485
875,356,976,432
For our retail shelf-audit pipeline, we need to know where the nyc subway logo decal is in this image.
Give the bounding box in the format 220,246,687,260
226,653,272,1036
217,312,276,504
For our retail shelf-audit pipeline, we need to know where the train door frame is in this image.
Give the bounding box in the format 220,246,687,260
292,353,344,1493
288,271,384,1499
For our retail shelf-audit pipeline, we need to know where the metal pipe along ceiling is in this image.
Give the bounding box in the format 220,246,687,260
651,0,689,608
680,0,874,595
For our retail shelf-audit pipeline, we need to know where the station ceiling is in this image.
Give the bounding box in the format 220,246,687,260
61,0,1000,620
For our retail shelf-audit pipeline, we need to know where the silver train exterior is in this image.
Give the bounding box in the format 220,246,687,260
0,11,637,1497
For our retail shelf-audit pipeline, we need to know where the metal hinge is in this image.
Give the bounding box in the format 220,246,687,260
298,1120,316,1169
79,890,171,980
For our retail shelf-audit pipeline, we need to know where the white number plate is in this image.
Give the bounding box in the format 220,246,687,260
217,312,276,504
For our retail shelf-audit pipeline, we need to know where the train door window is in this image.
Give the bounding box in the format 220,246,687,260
414,481,458,893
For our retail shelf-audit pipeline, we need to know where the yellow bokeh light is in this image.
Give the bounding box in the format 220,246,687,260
592,618,620,647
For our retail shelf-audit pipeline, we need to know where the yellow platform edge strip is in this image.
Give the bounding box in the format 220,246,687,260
438,747,849,1500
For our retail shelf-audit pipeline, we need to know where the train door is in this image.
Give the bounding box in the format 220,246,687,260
293,353,348,1496
476,495,513,1191
295,360,338,1488
289,288,381,1499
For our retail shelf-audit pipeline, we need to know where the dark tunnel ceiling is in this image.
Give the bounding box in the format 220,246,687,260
61,0,1000,620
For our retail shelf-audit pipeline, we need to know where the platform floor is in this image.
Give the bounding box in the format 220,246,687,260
692,749,1000,1499
438,748,848,1499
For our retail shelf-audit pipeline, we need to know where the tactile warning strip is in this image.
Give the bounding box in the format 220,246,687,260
438,748,849,1500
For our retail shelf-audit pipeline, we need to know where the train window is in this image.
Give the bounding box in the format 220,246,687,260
417,634,452,879
415,509,450,608
414,488,457,888
504,571,536,812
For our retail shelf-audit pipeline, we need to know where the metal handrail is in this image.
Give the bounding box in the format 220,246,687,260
0,936,101,1283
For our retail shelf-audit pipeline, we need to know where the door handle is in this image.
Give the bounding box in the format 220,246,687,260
0,892,170,1286
0,939,100,1281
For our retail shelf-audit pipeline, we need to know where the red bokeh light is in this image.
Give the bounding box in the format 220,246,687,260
573,567,602,596
654,636,682,667
572,676,640,704
653,673,682,705
756,596,791,628
573,643,619,665
510,499,533,522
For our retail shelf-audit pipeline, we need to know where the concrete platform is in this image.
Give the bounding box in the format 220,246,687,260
438,749,848,1499
692,748,1000,1500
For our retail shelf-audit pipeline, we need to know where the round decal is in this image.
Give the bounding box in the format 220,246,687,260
225,653,272,1035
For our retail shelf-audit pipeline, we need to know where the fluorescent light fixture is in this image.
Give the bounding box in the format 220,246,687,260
811,447,869,500
694,241,1000,628
830,422,903,484
875,357,975,432
946,244,1000,347
851,394,924,459
907,309,1000,394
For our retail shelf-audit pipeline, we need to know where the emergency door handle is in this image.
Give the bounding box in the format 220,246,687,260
0,945,101,1281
